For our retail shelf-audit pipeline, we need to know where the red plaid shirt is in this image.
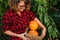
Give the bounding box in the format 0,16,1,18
2,9,36,40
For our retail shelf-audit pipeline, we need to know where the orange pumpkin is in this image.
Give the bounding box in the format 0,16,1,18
29,20,38,30
28,30,38,36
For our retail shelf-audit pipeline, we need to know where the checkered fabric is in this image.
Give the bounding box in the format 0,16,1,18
2,9,36,40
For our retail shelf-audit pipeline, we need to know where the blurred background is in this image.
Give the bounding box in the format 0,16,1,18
0,0,60,40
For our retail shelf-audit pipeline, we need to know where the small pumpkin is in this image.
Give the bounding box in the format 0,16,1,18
29,20,38,30
28,30,38,36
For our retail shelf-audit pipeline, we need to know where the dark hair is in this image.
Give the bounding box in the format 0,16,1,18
8,0,31,10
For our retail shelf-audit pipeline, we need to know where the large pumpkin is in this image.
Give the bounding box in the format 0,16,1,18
29,20,38,30
28,30,38,36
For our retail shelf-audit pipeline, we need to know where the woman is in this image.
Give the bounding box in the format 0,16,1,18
2,0,46,40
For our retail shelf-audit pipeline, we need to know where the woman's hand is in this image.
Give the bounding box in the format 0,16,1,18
4,30,30,40
17,33,30,40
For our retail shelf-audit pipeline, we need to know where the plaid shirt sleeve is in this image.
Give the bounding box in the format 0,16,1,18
29,10,36,20
2,12,10,32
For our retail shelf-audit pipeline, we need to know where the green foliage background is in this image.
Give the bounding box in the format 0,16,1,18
31,0,60,39
0,0,10,40
0,0,60,40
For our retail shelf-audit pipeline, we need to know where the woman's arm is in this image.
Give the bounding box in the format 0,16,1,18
4,30,31,40
4,30,25,39
34,18,46,38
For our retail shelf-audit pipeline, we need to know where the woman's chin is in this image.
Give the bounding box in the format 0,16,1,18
19,10,24,12
18,9,24,12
